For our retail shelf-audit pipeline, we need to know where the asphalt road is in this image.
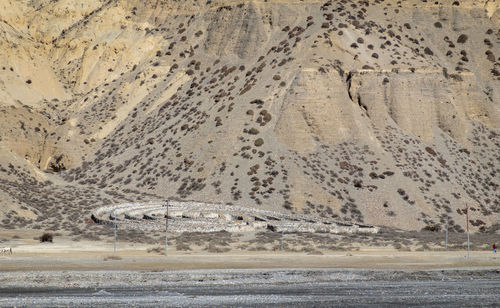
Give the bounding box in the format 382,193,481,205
1,274,499,307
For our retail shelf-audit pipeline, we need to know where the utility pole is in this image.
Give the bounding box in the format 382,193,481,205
165,201,169,256
280,230,284,251
113,209,117,254
466,204,470,259
445,214,448,250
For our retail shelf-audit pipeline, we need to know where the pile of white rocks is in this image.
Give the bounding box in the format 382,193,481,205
91,201,379,234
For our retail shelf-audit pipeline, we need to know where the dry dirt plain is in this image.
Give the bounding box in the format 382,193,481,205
1,232,499,307
1,231,499,271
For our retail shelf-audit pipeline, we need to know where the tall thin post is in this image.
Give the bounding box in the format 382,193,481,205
165,201,169,256
280,230,284,251
466,205,470,259
113,209,117,254
114,222,117,254
467,232,470,259
445,214,448,250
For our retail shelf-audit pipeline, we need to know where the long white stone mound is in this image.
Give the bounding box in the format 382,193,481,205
91,201,379,234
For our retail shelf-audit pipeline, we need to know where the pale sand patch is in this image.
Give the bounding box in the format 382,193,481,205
1,237,498,272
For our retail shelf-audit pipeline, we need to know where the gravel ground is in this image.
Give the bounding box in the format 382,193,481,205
0,269,499,307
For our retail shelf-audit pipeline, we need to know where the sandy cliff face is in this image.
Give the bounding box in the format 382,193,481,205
0,0,498,233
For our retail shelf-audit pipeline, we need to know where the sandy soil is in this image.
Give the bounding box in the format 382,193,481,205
1,237,498,272
1,236,498,307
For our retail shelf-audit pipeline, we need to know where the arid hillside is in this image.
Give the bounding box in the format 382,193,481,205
0,0,499,235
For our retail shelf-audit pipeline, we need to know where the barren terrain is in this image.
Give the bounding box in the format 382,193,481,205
1,2,498,306
0,0,498,239
2,229,498,306
1,268,499,307
1,245,499,307
1,228,499,270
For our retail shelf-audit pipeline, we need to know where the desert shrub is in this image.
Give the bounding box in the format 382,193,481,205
485,50,495,62
248,128,259,135
457,34,468,43
250,99,264,106
260,110,272,122
283,201,293,210
422,225,441,232
450,73,463,81
104,255,122,261
434,22,442,28
254,138,264,147
371,53,378,59
39,232,53,243
425,146,436,156
458,148,470,155
437,157,446,165
424,47,433,56
321,22,329,28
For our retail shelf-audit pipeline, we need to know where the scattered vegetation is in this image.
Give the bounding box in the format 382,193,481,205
39,232,53,243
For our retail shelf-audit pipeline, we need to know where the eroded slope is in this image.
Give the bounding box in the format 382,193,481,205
0,0,499,234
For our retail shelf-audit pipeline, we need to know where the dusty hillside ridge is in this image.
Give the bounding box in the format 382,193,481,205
0,0,498,235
